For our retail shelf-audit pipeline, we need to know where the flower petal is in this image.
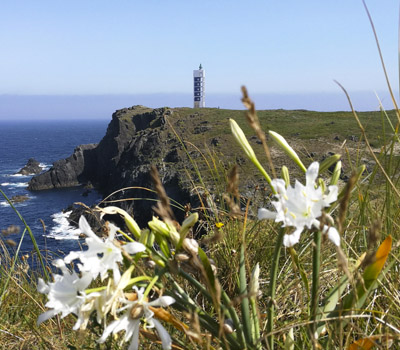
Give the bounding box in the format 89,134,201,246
128,320,141,350
306,162,319,186
283,227,302,247
37,278,49,294
325,226,340,246
258,208,277,220
124,242,146,255
37,309,57,326
79,215,100,241
153,318,172,350
149,296,175,308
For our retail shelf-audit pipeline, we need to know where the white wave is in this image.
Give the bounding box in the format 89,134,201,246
0,182,28,188
9,174,27,177
0,200,29,207
14,182,29,188
45,211,82,240
39,163,50,169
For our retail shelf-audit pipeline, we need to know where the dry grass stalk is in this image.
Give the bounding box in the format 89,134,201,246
335,80,400,200
337,172,357,235
241,85,277,179
150,165,176,224
223,165,242,218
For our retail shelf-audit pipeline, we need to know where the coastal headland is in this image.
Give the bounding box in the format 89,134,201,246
28,105,397,226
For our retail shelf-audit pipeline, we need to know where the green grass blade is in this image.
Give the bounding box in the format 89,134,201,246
0,189,49,281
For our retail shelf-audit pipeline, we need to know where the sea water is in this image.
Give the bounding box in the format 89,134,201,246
0,119,108,256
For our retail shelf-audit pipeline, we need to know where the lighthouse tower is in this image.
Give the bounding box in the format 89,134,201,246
193,64,205,108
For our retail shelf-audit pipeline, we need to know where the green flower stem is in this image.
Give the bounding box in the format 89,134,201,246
221,290,247,349
250,298,261,349
252,159,276,194
118,229,135,242
266,227,285,350
178,269,213,304
143,275,159,298
84,276,152,295
239,245,253,346
310,230,322,341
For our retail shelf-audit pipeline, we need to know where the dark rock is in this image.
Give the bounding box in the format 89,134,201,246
82,189,91,197
193,125,211,134
334,136,340,141
211,138,220,146
347,135,358,142
307,152,316,158
10,195,29,203
16,158,42,175
28,144,98,190
164,149,180,163
65,204,106,234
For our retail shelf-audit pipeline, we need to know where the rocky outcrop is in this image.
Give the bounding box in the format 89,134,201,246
28,106,194,226
10,195,29,203
16,158,42,175
28,144,98,190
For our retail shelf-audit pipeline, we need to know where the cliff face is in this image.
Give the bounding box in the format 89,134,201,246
28,144,98,190
28,106,192,225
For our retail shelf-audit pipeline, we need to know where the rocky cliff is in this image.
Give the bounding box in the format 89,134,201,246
27,104,363,227
28,106,195,225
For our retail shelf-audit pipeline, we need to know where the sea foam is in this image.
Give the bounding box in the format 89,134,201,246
45,211,82,240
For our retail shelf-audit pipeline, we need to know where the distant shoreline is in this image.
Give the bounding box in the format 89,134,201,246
0,91,397,120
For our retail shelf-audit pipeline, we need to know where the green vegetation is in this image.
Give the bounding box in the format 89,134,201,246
2,5,400,345
1,94,399,349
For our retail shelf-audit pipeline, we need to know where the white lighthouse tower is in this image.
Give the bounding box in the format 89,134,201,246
193,64,205,108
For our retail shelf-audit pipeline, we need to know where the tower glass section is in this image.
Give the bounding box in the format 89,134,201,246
193,64,205,108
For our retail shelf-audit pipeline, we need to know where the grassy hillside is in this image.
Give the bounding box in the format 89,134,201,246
1,105,399,349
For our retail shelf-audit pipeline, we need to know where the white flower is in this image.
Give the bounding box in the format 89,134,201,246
37,259,92,328
98,287,175,350
64,216,145,282
258,162,340,247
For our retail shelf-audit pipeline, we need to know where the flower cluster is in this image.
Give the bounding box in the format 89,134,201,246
258,162,340,247
37,214,177,350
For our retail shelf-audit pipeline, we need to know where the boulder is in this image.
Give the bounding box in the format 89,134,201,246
28,144,97,190
10,195,29,203
16,158,42,175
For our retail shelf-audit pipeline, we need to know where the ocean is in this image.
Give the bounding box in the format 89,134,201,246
0,119,108,256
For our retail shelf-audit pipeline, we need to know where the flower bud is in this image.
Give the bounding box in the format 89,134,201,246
223,319,235,334
182,238,199,256
179,213,198,239
330,160,342,186
146,259,156,269
175,253,190,262
319,154,341,174
249,263,260,297
148,216,170,236
98,206,141,239
269,130,307,173
281,166,290,187
230,119,273,189
230,119,256,160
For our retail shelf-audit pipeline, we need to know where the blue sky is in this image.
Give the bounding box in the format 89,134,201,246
0,1,399,118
